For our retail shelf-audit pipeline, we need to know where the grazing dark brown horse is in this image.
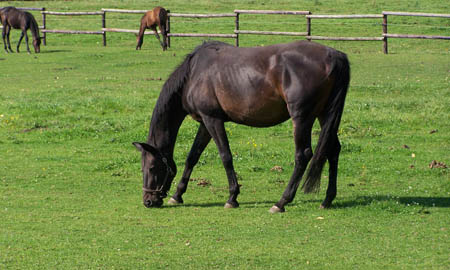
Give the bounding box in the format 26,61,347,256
136,7,168,51
133,40,350,213
1,7,41,53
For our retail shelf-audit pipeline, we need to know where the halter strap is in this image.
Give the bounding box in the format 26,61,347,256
142,156,174,198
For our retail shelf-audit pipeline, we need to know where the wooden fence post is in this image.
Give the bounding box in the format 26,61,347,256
235,12,239,47
102,11,106,46
42,8,47,45
167,10,171,48
383,13,388,54
306,16,311,41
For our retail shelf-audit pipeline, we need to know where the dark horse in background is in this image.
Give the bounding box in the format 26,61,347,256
133,40,350,213
136,6,168,51
0,7,41,53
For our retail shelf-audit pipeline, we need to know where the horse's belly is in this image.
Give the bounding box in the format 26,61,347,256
222,98,290,127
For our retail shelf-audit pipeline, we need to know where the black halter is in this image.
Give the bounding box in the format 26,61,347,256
142,156,174,198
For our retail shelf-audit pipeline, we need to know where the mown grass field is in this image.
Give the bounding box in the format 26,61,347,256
1,1,449,269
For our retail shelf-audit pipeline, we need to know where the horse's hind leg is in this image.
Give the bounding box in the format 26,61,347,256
136,25,145,50
152,26,164,51
321,132,341,208
159,24,167,51
4,26,13,53
271,116,314,213
2,26,8,53
169,124,212,205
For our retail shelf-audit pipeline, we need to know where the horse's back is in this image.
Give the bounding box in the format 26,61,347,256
143,6,167,27
183,41,343,126
1,7,31,29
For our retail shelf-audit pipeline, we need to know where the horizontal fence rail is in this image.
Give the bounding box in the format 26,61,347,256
166,12,237,47
234,9,311,46
382,11,450,18
305,14,384,44
1,7,448,53
234,10,310,15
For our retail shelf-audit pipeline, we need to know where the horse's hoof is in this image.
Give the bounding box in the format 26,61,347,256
224,202,238,209
320,203,331,209
167,198,181,205
269,205,285,213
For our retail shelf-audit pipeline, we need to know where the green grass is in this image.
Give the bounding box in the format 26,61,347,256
1,1,449,269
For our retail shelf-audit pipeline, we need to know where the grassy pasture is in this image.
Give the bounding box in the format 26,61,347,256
1,0,449,269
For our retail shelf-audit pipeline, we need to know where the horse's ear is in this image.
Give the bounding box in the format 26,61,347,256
132,142,160,157
132,142,146,152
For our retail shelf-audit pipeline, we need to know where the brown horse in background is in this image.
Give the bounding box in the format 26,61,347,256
136,7,168,51
1,6,41,53
133,40,350,213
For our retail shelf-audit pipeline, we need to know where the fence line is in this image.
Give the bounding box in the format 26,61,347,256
40,10,106,46
234,9,311,46
305,14,384,49
101,9,237,47
1,7,449,53
382,11,450,53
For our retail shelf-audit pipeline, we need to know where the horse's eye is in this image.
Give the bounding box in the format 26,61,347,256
149,166,156,173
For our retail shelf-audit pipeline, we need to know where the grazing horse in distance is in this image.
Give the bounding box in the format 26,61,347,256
133,40,351,213
1,6,41,53
136,6,168,51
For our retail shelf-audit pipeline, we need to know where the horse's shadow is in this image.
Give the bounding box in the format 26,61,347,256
163,200,275,209
332,195,450,208
163,196,450,209
40,49,72,54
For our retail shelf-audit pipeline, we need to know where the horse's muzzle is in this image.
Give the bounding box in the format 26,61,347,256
143,199,163,208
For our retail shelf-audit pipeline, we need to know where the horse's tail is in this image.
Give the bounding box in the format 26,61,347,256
159,7,168,49
159,8,168,33
302,50,350,193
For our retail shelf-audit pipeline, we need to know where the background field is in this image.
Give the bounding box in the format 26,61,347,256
1,1,449,269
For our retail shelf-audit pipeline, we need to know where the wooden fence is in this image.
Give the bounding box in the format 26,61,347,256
1,7,449,53
41,11,106,46
234,10,311,46
0,7,47,44
382,11,450,54
101,8,237,48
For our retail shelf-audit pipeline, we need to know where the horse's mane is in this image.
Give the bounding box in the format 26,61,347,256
153,41,231,115
26,11,40,39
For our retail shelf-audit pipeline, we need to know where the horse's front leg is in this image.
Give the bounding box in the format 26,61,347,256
168,123,211,205
24,31,31,54
16,31,26,53
202,116,240,208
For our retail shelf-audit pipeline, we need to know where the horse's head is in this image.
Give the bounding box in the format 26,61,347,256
133,142,176,208
33,37,41,53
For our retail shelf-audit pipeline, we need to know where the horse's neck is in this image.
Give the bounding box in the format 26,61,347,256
147,92,186,158
28,18,39,39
